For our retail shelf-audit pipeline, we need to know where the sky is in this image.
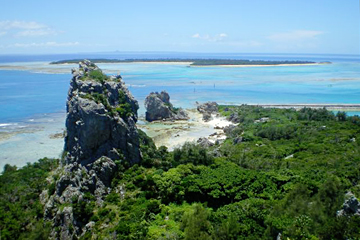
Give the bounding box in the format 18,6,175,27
0,0,358,55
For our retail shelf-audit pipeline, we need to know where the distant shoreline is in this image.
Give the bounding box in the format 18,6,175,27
242,103,360,111
50,58,330,67
190,63,328,68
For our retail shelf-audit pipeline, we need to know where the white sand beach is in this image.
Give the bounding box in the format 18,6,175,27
137,109,233,150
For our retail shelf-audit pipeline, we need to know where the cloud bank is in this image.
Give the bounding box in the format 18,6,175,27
0,20,61,37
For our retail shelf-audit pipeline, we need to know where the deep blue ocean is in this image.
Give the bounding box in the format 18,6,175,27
0,52,359,169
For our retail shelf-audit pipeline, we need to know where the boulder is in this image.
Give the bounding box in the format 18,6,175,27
337,192,360,216
197,102,218,122
197,137,214,148
145,91,188,122
224,124,237,136
229,112,241,123
233,137,243,145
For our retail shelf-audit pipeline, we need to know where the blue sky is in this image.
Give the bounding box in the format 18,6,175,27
0,0,358,54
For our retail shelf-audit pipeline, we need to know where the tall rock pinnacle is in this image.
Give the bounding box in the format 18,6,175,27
45,60,142,239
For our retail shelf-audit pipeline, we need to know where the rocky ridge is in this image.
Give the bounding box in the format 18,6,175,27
45,60,142,239
145,91,188,122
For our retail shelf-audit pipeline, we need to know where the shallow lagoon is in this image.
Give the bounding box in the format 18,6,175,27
1,54,360,169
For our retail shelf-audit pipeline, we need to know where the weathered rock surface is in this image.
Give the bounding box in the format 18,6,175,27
197,102,219,122
197,137,214,148
45,60,142,239
337,192,360,217
229,112,241,123
65,60,141,165
145,91,188,122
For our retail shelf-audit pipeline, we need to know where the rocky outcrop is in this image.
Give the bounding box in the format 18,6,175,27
337,192,360,217
65,60,141,165
228,112,241,123
45,60,142,239
197,137,214,148
197,102,219,122
145,91,188,122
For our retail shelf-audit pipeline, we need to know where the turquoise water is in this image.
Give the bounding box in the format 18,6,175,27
112,62,360,111
0,53,359,168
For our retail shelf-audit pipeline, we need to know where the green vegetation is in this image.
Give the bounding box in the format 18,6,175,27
82,88,133,120
0,158,59,239
79,69,109,83
2,106,360,239
115,90,133,119
51,58,321,66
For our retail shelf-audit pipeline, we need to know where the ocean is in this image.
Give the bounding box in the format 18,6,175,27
0,52,359,170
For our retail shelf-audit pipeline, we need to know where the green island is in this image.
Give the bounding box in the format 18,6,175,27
1,105,360,239
50,58,327,66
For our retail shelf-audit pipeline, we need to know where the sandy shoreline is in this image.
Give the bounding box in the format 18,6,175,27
118,61,193,65
137,109,232,150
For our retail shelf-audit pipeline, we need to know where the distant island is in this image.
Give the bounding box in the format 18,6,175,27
50,58,331,67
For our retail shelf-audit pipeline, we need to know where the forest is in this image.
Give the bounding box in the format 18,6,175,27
1,106,360,239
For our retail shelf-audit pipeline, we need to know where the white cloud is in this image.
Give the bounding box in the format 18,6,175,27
0,31,7,37
15,29,60,37
192,33,228,42
0,20,46,30
8,41,79,48
268,30,324,42
0,20,61,37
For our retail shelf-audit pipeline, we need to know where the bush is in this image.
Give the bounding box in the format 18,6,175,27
173,142,213,166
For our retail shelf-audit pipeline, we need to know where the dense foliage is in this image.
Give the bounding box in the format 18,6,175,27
79,69,109,83
0,158,58,239
1,106,360,239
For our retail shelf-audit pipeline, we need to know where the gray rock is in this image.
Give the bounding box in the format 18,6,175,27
233,137,243,145
197,102,218,122
202,112,212,122
229,112,240,123
65,61,141,165
212,148,222,157
224,125,237,136
84,221,95,233
46,60,143,239
337,192,360,217
197,137,214,148
215,139,224,145
197,101,218,114
145,91,188,122
51,206,77,240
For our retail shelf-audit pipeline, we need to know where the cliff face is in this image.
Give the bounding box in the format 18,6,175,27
45,60,142,239
145,91,188,122
64,60,141,164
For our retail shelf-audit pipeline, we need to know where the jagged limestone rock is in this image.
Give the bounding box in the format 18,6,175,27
65,60,140,164
145,91,188,122
197,137,214,148
228,112,241,123
337,192,360,217
197,101,219,122
45,60,142,239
